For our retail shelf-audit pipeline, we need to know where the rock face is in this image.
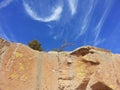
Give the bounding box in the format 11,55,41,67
0,38,120,90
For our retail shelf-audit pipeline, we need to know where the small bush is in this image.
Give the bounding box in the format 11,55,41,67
28,40,43,51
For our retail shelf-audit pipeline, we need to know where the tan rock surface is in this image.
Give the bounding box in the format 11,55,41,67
0,38,120,90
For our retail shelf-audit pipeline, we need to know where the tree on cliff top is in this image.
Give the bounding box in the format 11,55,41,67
28,40,43,51
59,39,74,51
52,39,74,52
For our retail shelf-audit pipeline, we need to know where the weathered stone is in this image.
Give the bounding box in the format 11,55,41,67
0,38,120,90
91,82,113,90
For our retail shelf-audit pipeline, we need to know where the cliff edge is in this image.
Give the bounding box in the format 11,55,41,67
0,38,120,90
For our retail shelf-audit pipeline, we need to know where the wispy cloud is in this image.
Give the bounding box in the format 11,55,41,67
23,2,63,22
68,0,78,15
94,38,105,46
0,26,10,41
94,0,113,46
0,25,17,42
75,0,95,40
53,29,65,40
79,0,95,35
0,0,13,9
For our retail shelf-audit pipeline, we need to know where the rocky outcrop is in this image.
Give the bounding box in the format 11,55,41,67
0,38,120,90
0,38,10,68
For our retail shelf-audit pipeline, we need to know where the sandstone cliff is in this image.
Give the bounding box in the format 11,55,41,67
0,38,120,90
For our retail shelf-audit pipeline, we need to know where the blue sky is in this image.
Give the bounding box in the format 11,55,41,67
0,0,120,53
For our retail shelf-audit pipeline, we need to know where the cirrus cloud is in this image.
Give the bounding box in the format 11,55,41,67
23,2,63,22
68,0,78,15
0,0,13,9
94,0,113,46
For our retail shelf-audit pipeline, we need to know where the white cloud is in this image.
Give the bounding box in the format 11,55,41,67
23,2,63,22
0,0,13,9
94,39,105,46
68,0,78,15
79,0,95,35
75,0,95,40
53,29,65,40
0,25,17,42
0,26,10,41
53,36,57,40
94,0,113,45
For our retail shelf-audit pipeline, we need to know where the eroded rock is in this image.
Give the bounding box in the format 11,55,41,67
91,82,113,90
0,38,120,90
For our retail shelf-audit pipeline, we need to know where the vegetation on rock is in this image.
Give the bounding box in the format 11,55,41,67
28,40,43,51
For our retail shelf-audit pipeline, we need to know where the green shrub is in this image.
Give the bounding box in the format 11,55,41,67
28,40,43,51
